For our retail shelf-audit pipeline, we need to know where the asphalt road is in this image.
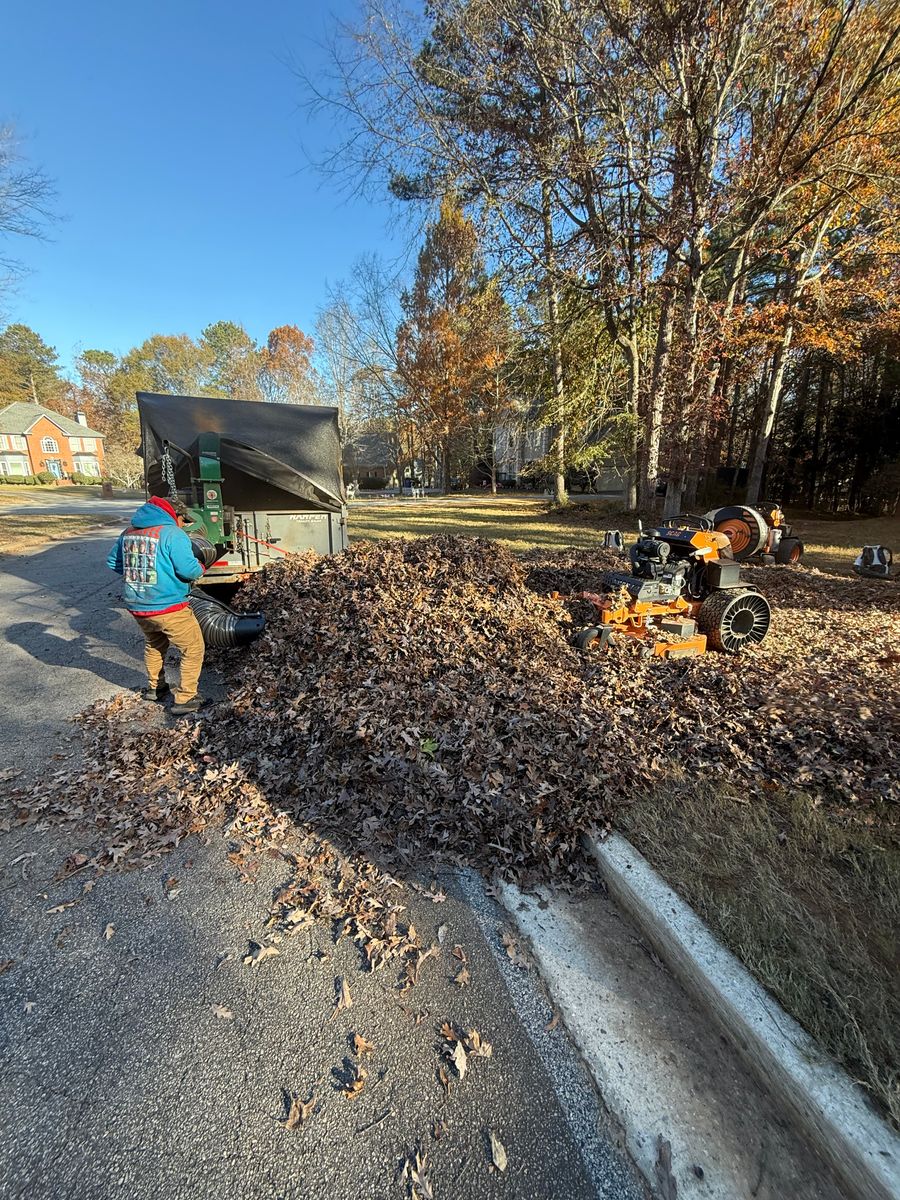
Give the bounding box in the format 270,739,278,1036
0,531,646,1200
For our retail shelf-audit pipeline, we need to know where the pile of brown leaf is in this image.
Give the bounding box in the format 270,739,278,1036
8,535,898,884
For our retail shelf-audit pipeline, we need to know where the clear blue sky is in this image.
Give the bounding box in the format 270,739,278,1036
0,0,406,374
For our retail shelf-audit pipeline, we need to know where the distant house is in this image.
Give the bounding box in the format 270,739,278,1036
343,431,398,490
0,401,106,479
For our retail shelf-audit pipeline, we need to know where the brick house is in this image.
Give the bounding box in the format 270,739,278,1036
0,401,106,479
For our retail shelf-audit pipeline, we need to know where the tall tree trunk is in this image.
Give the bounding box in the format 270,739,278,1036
783,359,811,504
747,320,794,503
541,178,566,506
640,273,677,512
622,333,640,510
805,363,830,508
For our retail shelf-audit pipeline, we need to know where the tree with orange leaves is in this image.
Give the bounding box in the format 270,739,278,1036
397,197,507,491
259,324,319,405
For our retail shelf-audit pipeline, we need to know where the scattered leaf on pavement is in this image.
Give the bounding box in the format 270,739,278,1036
342,1062,368,1100
352,1032,375,1057
103,923,115,941
454,966,470,988
243,941,280,967
488,1129,508,1172
211,1004,234,1020
450,1039,467,1079
281,1091,316,1130
465,1028,493,1058
330,975,352,1018
400,1148,434,1200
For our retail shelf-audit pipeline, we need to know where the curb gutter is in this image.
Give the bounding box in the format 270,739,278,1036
589,832,900,1200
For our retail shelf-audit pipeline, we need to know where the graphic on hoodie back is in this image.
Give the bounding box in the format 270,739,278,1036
122,524,162,590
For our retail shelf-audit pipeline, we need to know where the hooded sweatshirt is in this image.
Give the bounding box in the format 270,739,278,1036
107,497,204,615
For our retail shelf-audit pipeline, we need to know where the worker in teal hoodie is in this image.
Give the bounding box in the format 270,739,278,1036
107,496,206,714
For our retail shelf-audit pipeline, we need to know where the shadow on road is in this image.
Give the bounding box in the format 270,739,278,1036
0,533,145,752
5,618,140,692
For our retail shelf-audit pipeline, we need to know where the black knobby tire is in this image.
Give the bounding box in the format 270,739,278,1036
698,589,771,653
575,626,602,652
775,536,804,565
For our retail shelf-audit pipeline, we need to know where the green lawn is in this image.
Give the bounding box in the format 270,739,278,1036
349,494,898,570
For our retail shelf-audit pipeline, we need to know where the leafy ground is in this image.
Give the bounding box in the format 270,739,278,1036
6,495,898,1127
0,513,104,555
344,499,900,1124
10,529,900,1127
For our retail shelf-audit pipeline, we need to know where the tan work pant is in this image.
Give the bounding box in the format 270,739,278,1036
133,607,205,703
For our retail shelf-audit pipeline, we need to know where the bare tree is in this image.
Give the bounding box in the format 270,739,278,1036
0,125,56,306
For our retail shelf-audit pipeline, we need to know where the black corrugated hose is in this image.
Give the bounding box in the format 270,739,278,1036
187,537,265,647
189,590,266,648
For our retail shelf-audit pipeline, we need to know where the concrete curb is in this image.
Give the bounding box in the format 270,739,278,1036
589,832,900,1200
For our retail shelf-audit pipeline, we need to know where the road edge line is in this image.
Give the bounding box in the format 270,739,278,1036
587,831,900,1200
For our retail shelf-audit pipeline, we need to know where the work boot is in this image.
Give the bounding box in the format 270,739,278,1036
170,695,204,715
140,682,171,703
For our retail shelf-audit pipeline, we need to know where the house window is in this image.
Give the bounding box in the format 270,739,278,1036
82,437,96,451
74,456,100,477
0,457,29,476
70,437,81,452
41,436,59,453
13,435,26,450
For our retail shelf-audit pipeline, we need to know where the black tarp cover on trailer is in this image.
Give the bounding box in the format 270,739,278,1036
137,391,344,511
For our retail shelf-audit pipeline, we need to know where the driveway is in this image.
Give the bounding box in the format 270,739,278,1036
0,531,646,1200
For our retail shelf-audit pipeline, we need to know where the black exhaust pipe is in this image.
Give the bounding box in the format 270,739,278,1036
189,590,265,648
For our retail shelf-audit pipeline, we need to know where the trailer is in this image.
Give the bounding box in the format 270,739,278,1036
138,391,348,585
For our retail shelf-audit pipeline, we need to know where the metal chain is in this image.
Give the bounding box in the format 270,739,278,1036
161,444,178,499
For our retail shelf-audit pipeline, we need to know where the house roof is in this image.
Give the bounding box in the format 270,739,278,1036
0,401,105,440
344,432,396,467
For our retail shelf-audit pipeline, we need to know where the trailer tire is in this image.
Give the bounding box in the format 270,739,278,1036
699,589,771,653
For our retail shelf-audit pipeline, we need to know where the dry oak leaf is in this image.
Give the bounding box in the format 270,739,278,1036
488,1129,508,1172
400,1149,434,1200
450,1039,467,1079
281,1091,316,1130
46,901,76,915
454,966,470,988
330,975,352,1019
342,1063,368,1100
465,1028,493,1058
211,1004,234,1020
243,941,279,967
103,923,115,941
352,1032,375,1057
